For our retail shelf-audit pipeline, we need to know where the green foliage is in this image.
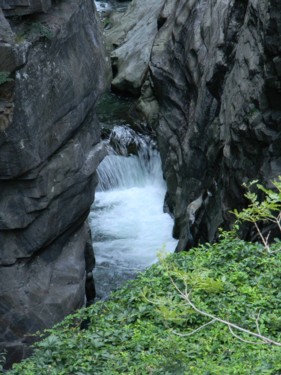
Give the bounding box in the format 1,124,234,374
6,180,281,373
7,235,281,375
232,178,281,225
15,32,25,44
0,72,12,86
28,22,54,40
0,351,6,373
102,16,112,29
14,21,54,44
232,177,281,253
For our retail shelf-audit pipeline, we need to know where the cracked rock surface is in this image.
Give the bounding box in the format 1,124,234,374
108,0,281,251
0,0,108,367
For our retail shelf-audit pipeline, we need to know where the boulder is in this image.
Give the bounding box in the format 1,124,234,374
106,0,166,96
109,125,152,156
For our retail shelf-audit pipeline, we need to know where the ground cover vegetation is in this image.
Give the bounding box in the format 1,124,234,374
4,179,281,374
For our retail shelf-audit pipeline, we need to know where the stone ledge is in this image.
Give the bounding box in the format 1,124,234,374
0,0,52,16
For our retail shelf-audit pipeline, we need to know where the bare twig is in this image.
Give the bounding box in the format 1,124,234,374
265,231,271,248
173,319,215,337
146,261,281,347
254,222,271,253
255,310,262,336
276,213,281,233
253,223,281,254
180,290,281,347
228,325,265,345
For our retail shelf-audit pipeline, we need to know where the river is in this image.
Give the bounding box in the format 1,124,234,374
88,125,177,299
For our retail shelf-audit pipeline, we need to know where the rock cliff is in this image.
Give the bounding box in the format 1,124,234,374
0,0,108,366
107,0,281,250
106,0,166,96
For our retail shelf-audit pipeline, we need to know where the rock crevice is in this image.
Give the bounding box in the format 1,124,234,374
106,0,281,250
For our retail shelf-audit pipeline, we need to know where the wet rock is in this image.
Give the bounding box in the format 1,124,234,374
109,125,152,156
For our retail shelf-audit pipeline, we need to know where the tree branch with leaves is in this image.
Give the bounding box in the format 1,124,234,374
232,177,281,253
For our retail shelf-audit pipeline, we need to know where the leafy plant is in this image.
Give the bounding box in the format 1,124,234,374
0,72,12,86
156,253,281,347
15,33,25,44
0,351,6,373
27,22,54,40
6,179,281,374
232,177,281,253
7,235,281,375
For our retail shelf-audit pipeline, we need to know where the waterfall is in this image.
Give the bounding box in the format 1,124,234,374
89,126,177,299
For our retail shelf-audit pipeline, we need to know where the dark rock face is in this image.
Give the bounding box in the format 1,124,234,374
147,0,281,251
0,0,108,367
1,223,90,365
106,0,166,96
0,0,51,16
108,0,281,250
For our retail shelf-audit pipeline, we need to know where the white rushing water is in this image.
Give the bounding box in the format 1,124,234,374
89,127,177,298
94,1,112,13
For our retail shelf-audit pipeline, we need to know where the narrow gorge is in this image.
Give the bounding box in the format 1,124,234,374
1,0,281,370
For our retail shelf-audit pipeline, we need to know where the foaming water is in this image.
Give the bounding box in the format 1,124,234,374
94,1,111,12
96,149,162,191
89,127,177,299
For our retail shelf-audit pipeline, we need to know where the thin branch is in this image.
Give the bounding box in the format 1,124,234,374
141,294,165,306
180,290,281,347
267,248,281,254
276,212,281,233
228,325,265,345
265,231,271,248
255,310,262,336
146,265,281,347
184,279,189,297
169,275,187,300
254,222,270,253
173,319,215,337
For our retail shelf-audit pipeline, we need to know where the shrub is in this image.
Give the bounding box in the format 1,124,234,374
7,179,281,374
7,236,281,375
232,177,281,253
